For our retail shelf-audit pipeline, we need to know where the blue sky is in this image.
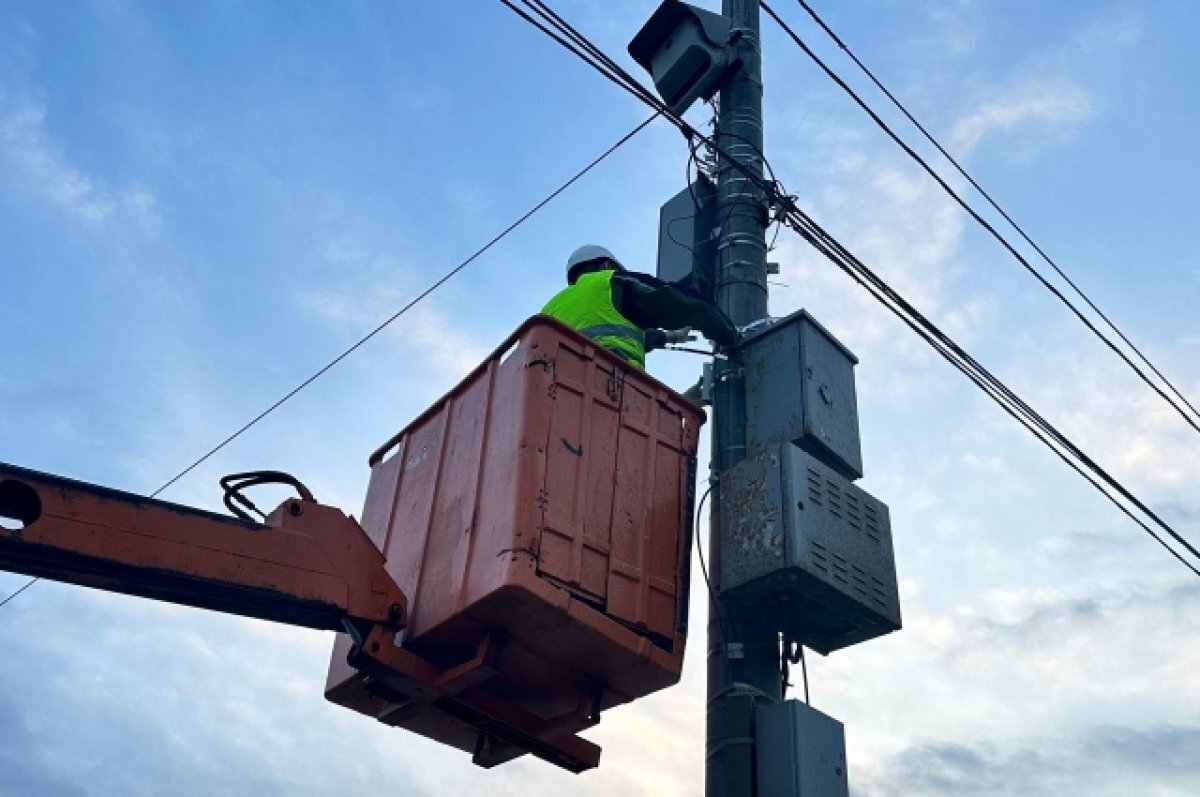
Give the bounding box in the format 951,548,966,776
2,1,1198,795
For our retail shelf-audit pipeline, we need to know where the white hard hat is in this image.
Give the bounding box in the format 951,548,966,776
566,244,624,283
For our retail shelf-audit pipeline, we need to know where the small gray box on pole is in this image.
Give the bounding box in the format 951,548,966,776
755,700,850,797
657,178,718,300
718,444,901,654
742,310,864,481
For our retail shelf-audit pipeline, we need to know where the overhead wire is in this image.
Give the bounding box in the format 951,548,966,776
0,112,660,612
497,0,1200,577
0,578,37,610
760,0,1200,437
783,201,1200,577
149,110,656,500
505,1,779,279
789,0,1200,428
758,5,1200,570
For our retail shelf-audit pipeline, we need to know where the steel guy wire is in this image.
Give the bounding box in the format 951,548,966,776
761,0,1200,438
498,0,1200,577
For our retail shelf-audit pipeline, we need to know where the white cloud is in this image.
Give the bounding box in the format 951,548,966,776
917,0,987,59
1071,7,1145,54
949,79,1095,155
766,136,982,388
1001,333,1200,495
443,177,495,219
299,229,489,378
941,6,1145,160
755,10,1198,784
0,90,159,233
1,3,1192,795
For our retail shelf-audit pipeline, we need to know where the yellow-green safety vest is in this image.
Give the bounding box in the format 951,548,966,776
541,270,646,369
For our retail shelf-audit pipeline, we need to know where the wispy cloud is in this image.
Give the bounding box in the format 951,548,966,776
1070,7,1145,55
757,10,1197,794
919,0,986,59
949,79,1095,155
768,134,981,387
1002,338,1200,492
2,3,1190,795
0,89,159,233
862,721,1200,797
299,229,489,379
945,5,1145,159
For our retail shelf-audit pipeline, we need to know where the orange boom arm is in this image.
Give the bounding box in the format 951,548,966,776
0,462,406,632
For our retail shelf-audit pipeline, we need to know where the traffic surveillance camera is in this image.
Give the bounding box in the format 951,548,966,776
628,0,738,117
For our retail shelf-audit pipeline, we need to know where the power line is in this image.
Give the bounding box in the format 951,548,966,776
0,113,658,612
149,112,657,500
781,201,1200,578
760,0,1200,438
752,9,1200,568
788,0,1200,428
503,2,724,145
0,578,37,610
497,0,1200,577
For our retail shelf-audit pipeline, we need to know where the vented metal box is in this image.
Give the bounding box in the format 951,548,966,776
742,309,863,480
719,444,900,654
326,316,704,768
755,700,850,797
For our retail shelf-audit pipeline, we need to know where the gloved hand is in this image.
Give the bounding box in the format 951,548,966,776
663,327,698,345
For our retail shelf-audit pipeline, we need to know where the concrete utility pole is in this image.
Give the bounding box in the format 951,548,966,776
707,1,777,795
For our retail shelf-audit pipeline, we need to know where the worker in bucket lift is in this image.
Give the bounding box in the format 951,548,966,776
542,244,738,370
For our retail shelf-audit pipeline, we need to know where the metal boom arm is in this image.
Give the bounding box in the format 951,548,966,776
0,461,602,772
0,462,407,632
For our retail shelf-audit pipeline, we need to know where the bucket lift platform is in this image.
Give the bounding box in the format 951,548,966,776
0,317,704,774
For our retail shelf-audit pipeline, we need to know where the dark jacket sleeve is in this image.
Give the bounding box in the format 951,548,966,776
643,328,667,352
611,272,739,347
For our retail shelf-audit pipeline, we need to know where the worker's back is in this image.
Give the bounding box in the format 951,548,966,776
542,269,646,368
